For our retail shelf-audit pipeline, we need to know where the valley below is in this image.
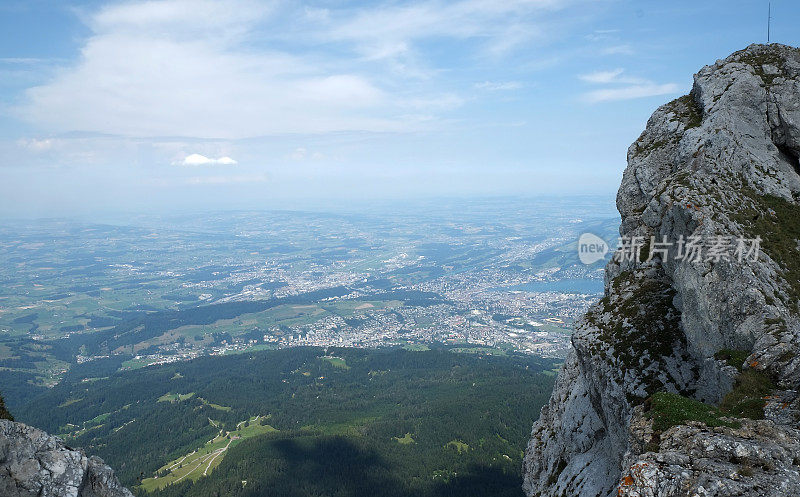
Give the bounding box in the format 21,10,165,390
16,346,559,497
0,197,616,496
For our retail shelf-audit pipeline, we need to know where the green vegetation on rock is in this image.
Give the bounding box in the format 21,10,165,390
720,369,776,420
667,94,703,129
714,349,751,369
648,349,776,431
0,392,12,421
586,271,685,400
732,188,800,310
646,392,740,433
731,45,800,86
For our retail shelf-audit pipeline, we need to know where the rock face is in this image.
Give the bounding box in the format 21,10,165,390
523,44,800,497
0,394,12,421
0,419,133,497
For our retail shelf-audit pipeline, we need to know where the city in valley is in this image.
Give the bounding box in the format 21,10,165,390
0,197,617,390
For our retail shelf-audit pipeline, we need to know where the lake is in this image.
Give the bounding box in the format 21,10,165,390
496,278,604,295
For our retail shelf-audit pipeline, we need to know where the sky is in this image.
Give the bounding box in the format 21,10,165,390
0,0,798,218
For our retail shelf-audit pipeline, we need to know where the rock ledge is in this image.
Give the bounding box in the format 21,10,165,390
0,419,133,497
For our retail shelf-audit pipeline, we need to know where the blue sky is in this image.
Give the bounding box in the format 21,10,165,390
0,0,797,217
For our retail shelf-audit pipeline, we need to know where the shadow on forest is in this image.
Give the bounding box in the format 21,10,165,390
248,436,525,497
263,436,403,497
141,435,524,497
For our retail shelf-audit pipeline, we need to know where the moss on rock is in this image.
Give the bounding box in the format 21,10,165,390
731,187,800,310
719,369,776,420
645,392,740,433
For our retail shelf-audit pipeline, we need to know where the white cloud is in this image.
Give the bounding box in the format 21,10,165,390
17,138,56,152
16,1,405,139
579,68,679,103
474,81,523,91
579,68,626,84
600,44,633,55
89,0,271,42
582,83,680,103
15,0,591,139
176,153,238,166
583,28,633,56
326,0,565,49
585,28,619,43
313,0,580,66
0,58,46,64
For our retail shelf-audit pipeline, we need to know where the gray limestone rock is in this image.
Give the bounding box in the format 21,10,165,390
0,419,133,497
523,44,800,497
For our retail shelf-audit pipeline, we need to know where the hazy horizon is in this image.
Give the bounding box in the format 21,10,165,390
0,194,620,226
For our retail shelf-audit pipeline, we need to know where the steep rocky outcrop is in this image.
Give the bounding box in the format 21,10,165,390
0,419,133,497
523,44,800,497
0,394,12,421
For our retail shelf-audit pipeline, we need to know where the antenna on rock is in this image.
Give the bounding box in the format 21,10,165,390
767,1,771,43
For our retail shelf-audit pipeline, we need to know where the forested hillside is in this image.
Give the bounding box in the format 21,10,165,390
18,347,558,497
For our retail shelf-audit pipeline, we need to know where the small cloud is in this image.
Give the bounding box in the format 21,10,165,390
474,81,523,91
17,138,56,152
582,83,680,103
579,69,626,84
600,45,634,56
1,57,46,64
175,153,238,166
585,29,621,43
579,69,678,103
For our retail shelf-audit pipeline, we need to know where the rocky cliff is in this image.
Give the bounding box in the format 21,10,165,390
0,394,12,421
0,419,133,497
523,44,800,497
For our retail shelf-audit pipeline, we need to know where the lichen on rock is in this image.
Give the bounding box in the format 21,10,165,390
523,43,800,497
0,419,133,497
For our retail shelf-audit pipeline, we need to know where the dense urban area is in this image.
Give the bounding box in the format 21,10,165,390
0,198,617,399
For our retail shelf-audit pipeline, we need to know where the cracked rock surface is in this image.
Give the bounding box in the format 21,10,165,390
523,44,800,497
0,419,133,497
